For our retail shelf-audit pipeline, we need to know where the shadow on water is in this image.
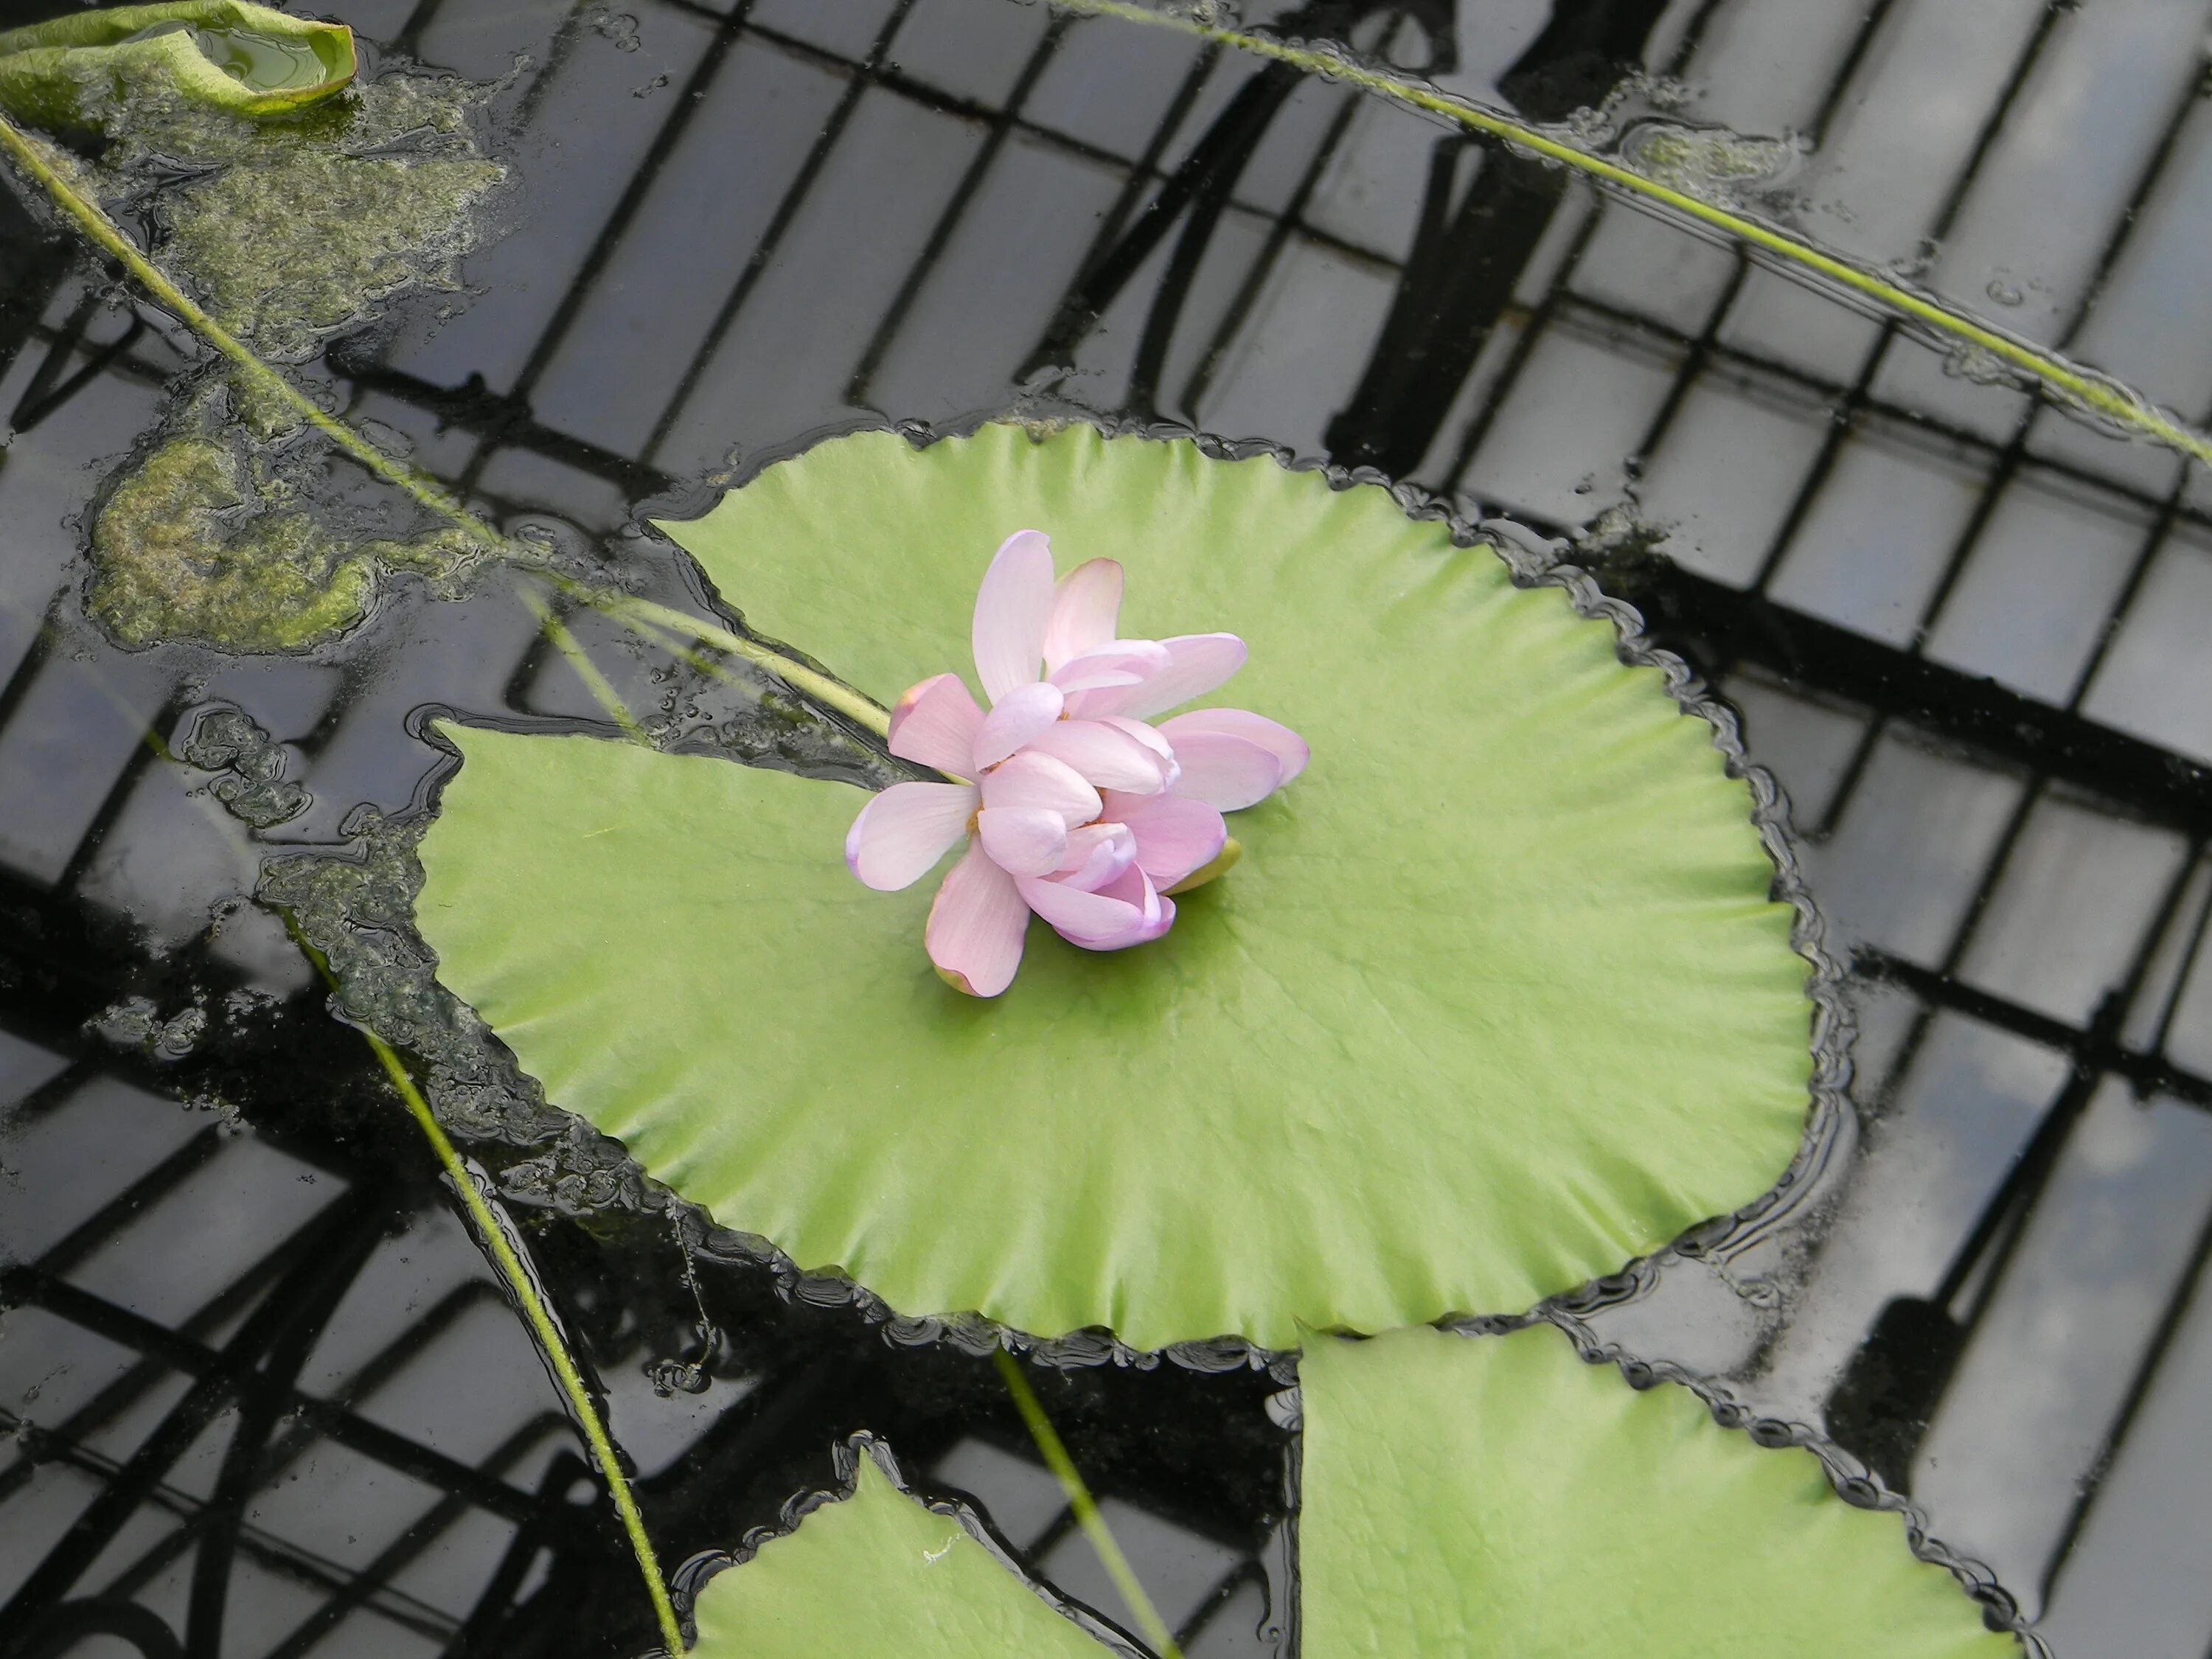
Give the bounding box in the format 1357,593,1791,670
6,0,2212,1655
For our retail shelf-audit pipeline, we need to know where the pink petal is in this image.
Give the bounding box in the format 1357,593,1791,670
1095,863,1175,945
1157,731,1282,811
1048,639,1172,694
1043,557,1123,672
845,782,978,891
1096,716,1181,789
979,751,1102,826
1105,790,1227,886
926,841,1030,997
1057,821,1138,892
1022,864,1175,950
972,529,1056,705
1081,633,1247,720
1015,871,1142,941
1158,709,1309,787
971,680,1065,769
976,806,1069,877
887,672,985,775
1023,718,1172,796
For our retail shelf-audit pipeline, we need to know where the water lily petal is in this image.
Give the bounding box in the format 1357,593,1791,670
1158,731,1283,811
1096,715,1182,789
1158,708,1309,786
972,529,1056,704
975,806,1070,877
1043,557,1123,672
1082,633,1247,719
980,751,1101,828
1057,821,1138,892
1014,871,1144,944
970,680,1065,769
844,782,978,891
1033,863,1175,951
886,672,985,775
925,841,1029,997
1048,639,1172,694
1023,718,1171,795
1106,789,1227,886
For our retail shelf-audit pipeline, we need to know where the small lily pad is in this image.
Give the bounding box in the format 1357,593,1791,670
416,423,1814,1349
1297,1324,2020,1658
0,2,355,131
689,1443,1121,1659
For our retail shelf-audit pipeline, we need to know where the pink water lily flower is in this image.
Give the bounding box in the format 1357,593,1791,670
846,529,1307,997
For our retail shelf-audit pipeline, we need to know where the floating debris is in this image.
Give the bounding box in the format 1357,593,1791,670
88,993,207,1060
1617,118,1799,205
180,706,310,827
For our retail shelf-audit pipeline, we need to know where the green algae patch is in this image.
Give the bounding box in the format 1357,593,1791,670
39,52,510,651
167,145,503,360
116,72,507,362
0,2,353,132
88,430,483,653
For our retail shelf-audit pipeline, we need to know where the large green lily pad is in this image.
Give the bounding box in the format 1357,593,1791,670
1298,1324,2018,1658
689,1447,1113,1658
416,422,1812,1349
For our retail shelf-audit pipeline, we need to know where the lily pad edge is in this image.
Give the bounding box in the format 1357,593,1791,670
1294,1314,2043,1652
672,1430,1148,1658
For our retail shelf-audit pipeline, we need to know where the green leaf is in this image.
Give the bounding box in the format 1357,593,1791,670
0,2,355,131
1298,1324,2019,1658
689,1444,1119,1659
417,423,1813,1350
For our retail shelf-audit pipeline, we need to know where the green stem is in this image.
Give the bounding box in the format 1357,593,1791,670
1062,0,2212,470
518,584,650,742
992,1349,1186,1659
287,927,686,1655
366,1030,688,1654
575,585,892,738
0,111,511,549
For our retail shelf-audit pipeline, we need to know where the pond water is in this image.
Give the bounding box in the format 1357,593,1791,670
4,1,2212,1655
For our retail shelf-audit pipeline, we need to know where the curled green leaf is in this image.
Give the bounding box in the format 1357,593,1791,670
0,2,355,131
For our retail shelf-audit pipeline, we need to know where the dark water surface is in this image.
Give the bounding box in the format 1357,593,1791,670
4,1,2212,1655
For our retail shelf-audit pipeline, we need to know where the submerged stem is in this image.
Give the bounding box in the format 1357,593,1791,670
518,584,650,742
0,111,510,550
1062,0,2212,471
285,925,686,1655
573,585,892,739
992,1349,1187,1659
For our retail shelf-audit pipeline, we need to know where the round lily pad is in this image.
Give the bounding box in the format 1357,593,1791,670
415,422,1813,1350
1298,1324,2019,1657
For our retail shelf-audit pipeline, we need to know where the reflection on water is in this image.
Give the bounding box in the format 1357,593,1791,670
4,0,2212,1655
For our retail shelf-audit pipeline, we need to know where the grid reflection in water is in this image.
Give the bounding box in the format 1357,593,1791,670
4,0,2212,1654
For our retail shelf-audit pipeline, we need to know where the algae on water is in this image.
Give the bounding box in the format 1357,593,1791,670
56,60,509,653
89,423,485,653
122,73,507,361
1618,119,1798,205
